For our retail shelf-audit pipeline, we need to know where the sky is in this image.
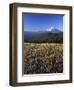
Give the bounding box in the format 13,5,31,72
23,13,63,32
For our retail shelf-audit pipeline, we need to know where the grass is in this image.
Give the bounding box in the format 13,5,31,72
24,43,63,74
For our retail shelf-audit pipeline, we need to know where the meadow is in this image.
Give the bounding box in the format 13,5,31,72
24,43,63,74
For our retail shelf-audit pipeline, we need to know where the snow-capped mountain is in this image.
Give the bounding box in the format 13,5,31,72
47,27,62,33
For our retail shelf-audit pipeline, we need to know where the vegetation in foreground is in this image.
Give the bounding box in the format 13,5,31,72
24,43,63,74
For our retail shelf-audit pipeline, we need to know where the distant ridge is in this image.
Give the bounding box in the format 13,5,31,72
25,27,62,33
24,29,63,43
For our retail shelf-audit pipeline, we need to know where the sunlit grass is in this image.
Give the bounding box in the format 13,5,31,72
24,43,63,74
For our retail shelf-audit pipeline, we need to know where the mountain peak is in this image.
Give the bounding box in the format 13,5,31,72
47,27,62,33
